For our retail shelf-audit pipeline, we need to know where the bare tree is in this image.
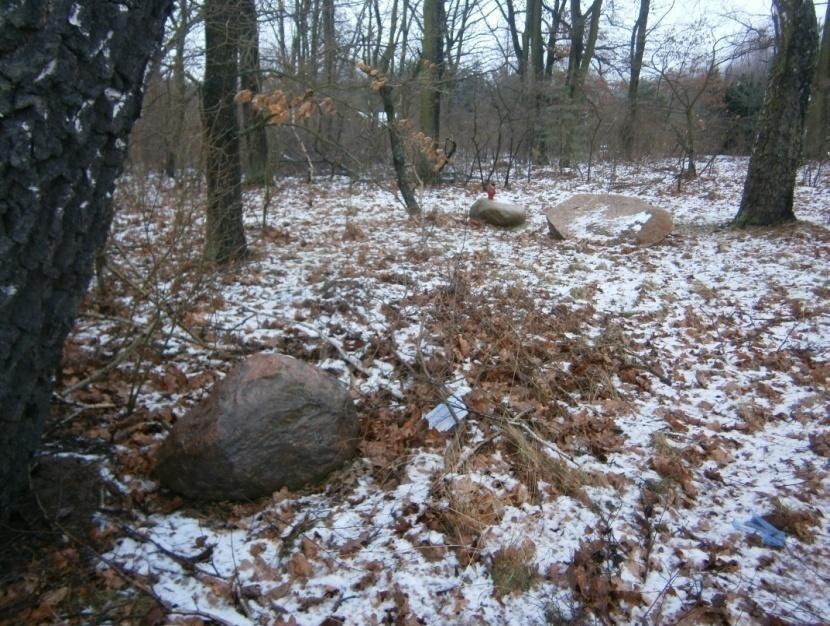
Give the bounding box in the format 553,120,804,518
650,24,735,178
527,0,545,79
621,0,650,160
239,0,270,185
361,0,421,216
164,0,196,178
418,0,446,183
560,0,603,167
734,0,818,226
203,0,247,262
496,0,527,76
805,0,830,159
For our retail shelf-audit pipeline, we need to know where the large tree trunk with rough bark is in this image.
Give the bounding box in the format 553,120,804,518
0,0,171,521
203,0,248,262
734,0,818,227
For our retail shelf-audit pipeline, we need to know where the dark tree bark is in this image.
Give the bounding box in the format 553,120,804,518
0,0,172,520
239,0,270,185
381,83,421,215
417,0,445,183
499,0,525,77
371,0,420,216
544,0,565,78
203,0,247,262
805,0,830,159
560,0,602,167
621,0,650,161
525,0,544,80
323,0,337,87
163,0,192,178
734,0,818,227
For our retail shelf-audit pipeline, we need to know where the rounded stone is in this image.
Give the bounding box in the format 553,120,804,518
154,353,359,501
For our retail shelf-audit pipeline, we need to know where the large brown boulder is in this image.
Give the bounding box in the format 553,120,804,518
546,194,672,246
469,198,527,227
155,354,359,501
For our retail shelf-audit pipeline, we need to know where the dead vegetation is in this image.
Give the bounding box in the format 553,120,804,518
3,161,829,625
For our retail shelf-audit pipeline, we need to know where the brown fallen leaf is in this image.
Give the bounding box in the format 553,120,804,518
287,552,313,579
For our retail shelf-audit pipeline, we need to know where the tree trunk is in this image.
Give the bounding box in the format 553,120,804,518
502,0,525,77
0,0,172,521
375,0,420,216
528,0,544,80
544,0,564,78
804,0,830,159
418,0,445,183
621,0,649,161
560,0,602,167
323,0,337,87
381,84,421,216
684,105,697,177
203,0,248,262
164,0,191,178
239,0,271,186
734,0,818,227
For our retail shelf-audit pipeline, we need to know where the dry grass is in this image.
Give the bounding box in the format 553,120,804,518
490,541,538,598
764,498,821,544
496,419,589,501
429,477,504,566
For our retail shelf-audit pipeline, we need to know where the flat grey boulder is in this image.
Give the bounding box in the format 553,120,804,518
469,198,527,227
155,353,359,501
546,194,672,246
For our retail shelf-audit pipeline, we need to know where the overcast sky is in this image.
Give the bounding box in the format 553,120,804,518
662,0,827,24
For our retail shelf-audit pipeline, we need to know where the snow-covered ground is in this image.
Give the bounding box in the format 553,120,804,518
61,157,829,624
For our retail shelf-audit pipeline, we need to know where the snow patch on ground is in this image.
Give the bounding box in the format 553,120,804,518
65,157,830,625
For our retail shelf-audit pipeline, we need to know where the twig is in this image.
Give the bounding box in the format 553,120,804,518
59,313,162,396
231,575,252,619
26,471,243,626
293,322,405,400
293,323,372,377
775,321,799,352
622,347,672,386
506,416,582,469
118,524,215,576
105,259,227,355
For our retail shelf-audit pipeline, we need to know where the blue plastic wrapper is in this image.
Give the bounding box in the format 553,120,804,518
732,516,786,548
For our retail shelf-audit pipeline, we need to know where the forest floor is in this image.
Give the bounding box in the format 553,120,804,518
1,157,829,625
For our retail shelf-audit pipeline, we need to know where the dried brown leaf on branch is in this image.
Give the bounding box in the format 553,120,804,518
234,89,254,104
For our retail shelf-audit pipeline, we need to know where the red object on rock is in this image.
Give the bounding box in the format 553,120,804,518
486,182,496,199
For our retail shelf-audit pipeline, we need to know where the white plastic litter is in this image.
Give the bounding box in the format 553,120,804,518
424,394,469,431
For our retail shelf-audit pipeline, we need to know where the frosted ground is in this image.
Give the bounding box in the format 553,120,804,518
58,156,829,625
